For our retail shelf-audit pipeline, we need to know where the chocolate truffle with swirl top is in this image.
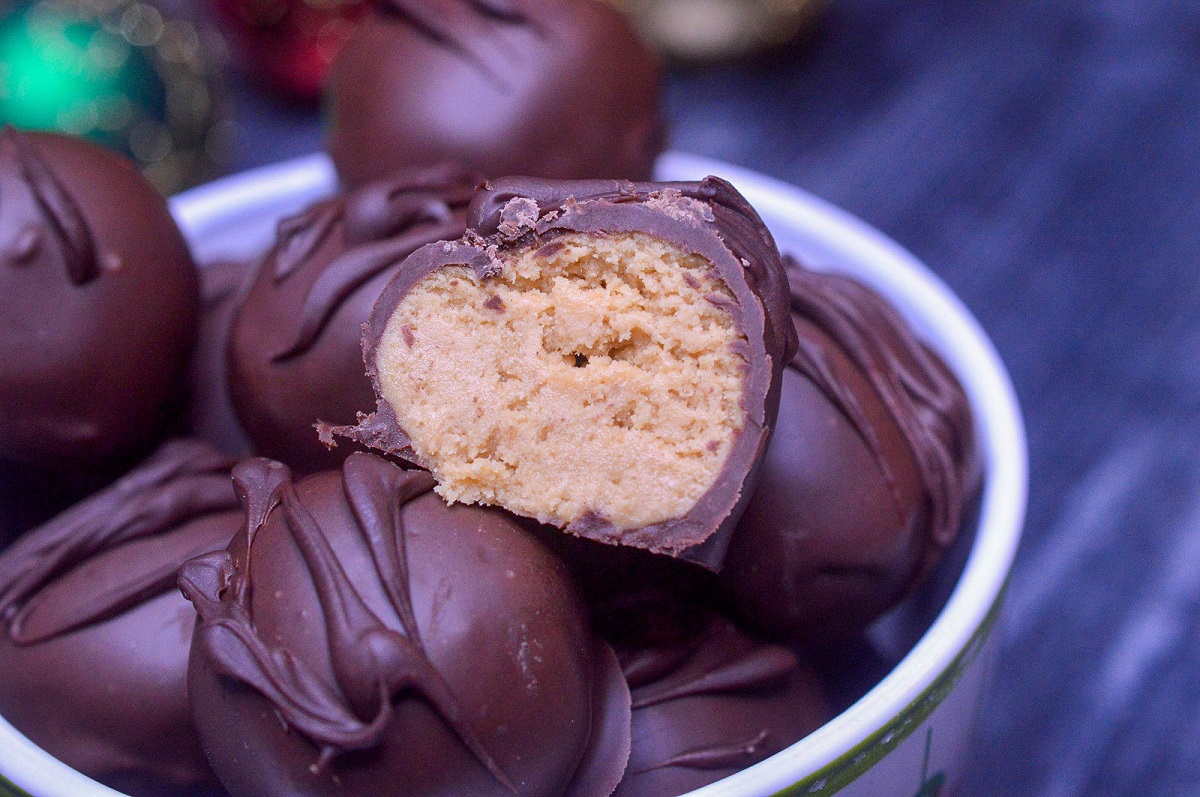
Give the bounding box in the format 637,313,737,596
0,128,199,473
228,165,479,473
325,0,663,188
329,176,795,569
181,452,631,797
612,615,830,797
0,439,240,797
719,262,978,643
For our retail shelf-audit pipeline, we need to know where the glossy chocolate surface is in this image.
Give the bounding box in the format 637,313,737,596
612,615,829,797
0,129,199,473
228,166,479,473
325,0,663,187
336,176,796,568
182,452,630,797
720,262,978,642
0,440,240,797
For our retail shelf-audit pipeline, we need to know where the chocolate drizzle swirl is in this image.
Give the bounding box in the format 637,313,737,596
633,731,770,775
0,440,238,643
268,166,479,362
622,618,797,700
0,126,101,285
617,617,811,780
784,261,975,549
271,200,343,283
180,454,514,787
379,0,537,83
628,643,797,711
342,168,478,244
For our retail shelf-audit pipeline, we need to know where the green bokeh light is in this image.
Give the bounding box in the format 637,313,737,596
1,12,112,128
0,2,166,155
0,0,224,192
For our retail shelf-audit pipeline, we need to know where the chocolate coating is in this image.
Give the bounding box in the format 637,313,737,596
0,440,240,797
325,0,664,187
188,260,255,456
335,176,796,569
720,262,978,643
228,166,479,473
0,128,199,473
181,452,630,797
612,615,830,797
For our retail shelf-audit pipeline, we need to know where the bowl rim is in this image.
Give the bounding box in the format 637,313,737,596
0,151,1027,797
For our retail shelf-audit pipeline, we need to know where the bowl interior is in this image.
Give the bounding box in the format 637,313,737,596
0,153,1026,797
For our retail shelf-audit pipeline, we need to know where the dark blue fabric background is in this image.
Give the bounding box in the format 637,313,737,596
218,0,1200,792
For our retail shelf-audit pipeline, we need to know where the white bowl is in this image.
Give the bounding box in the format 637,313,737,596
0,152,1026,797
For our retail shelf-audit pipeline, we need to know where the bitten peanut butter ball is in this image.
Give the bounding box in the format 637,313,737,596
0,440,240,797
228,165,479,473
326,0,664,187
181,453,631,797
330,177,795,568
0,128,199,474
719,262,979,643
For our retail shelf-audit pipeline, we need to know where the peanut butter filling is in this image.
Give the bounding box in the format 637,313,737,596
375,232,747,532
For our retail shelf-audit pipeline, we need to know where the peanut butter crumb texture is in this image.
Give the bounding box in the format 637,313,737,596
375,232,747,532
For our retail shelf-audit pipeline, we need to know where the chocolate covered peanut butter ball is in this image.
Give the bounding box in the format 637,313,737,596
182,452,631,797
613,615,830,797
0,440,240,797
720,263,978,643
0,128,199,474
228,165,479,472
331,177,795,568
325,0,664,187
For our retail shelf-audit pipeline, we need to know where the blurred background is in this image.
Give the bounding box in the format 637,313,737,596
5,0,1200,793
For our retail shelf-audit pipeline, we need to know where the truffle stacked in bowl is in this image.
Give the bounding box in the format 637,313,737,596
0,2,982,796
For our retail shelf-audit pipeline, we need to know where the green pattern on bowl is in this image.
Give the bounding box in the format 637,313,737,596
1,773,31,797
777,583,1005,795
914,728,948,796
